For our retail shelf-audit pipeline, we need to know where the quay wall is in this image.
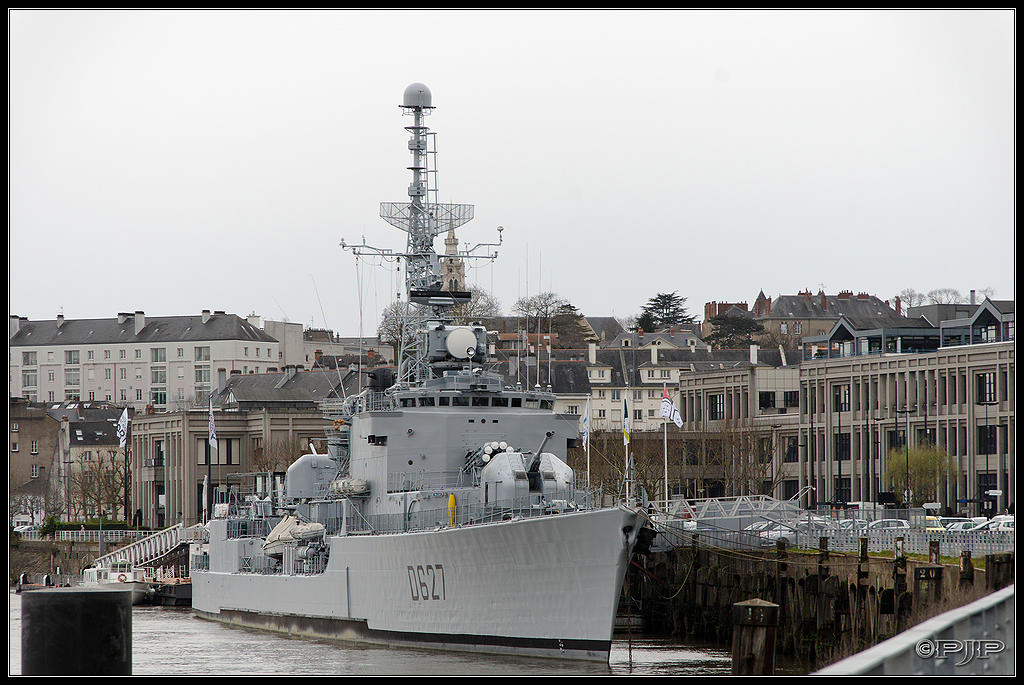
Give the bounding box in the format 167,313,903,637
631,538,1014,672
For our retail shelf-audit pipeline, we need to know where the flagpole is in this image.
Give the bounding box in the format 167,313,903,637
659,384,682,510
208,395,217,524
664,417,668,508
585,398,591,492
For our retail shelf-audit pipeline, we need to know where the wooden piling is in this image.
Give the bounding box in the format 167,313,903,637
731,598,778,675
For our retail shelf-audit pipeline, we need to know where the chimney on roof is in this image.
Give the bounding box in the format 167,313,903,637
134,311,145,335
118,312,130,324
588,342,597,365
56,313,64,327
750,344,758,365
202,310,211,323
820,292,828,310
894,296,902,315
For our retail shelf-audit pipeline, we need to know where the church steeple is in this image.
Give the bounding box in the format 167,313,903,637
442,225,465,292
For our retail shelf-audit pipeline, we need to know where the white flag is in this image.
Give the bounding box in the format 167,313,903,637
208,397,218,451
660,384,683,427
116,408,129,448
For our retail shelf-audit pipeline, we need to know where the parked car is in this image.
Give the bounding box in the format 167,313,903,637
867,518,910,531
923,516,945,532
938,517,972,530
832,518,869,532
759,518,831,547
969,516,1014,533
13,525,39,534
944,521,979,532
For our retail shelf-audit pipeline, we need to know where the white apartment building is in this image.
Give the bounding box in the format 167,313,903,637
9,310,281,413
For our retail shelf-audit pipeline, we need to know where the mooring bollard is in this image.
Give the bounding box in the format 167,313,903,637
21,587,132,675
731,598,778,675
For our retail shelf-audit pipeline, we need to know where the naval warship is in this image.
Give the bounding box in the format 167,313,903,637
189,83,645,662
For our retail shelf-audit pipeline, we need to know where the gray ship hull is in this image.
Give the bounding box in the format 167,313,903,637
193,505,640,661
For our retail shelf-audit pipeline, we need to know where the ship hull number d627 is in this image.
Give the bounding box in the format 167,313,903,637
407,564,446,601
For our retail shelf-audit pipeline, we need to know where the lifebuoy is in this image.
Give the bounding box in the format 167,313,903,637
118,574,128,582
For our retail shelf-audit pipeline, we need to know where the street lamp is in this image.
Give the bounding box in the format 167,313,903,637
978,399,998,517
894,408,914,508
871,417,886,503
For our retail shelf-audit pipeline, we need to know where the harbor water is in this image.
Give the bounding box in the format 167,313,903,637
9,592,731,676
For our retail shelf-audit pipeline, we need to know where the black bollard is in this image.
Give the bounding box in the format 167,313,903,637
21,587,132,675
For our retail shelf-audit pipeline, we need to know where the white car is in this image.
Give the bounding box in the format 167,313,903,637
13,524,39,534
945,521,978,532
969,516,1014,533
867,519,910,530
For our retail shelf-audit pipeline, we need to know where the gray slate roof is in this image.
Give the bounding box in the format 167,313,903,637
213,367,363,409
10,312,276,346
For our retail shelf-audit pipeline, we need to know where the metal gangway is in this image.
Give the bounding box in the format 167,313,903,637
91,523,207,570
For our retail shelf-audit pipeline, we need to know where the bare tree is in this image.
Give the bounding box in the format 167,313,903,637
449,285,502,325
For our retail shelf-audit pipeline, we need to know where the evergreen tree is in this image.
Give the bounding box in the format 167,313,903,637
705,314,766,349
638,292,695,329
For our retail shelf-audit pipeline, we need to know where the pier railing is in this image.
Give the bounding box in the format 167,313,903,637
645,497,1014,556
815,584,1015,675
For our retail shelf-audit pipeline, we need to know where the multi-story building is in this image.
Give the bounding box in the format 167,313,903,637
9,310,281,412
674,299,1014,517
127,366,357,528
9,398,61,525
703,289,904,346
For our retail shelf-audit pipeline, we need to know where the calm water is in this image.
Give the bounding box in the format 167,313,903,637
9,592,731,676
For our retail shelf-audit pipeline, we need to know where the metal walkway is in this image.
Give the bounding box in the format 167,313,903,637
92,523,207,569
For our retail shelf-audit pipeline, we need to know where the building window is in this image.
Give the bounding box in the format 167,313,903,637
978,425,997,455
196,347,211,362
835,432,851,460
22,351,37,366
64,369,80,386
784,437,798,463
65,350,80,365
152,348,167,363
833,385,850,412
976,372,997,404
708,394,725,420
783,391,799,408
759,392,776,410
22,370,37,388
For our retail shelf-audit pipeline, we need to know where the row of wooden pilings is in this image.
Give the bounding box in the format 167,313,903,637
629,536,1015,674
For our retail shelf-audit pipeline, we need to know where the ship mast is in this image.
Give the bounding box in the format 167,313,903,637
343,83,501,388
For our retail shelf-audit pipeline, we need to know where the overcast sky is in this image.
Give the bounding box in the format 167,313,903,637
9,9,1015,337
